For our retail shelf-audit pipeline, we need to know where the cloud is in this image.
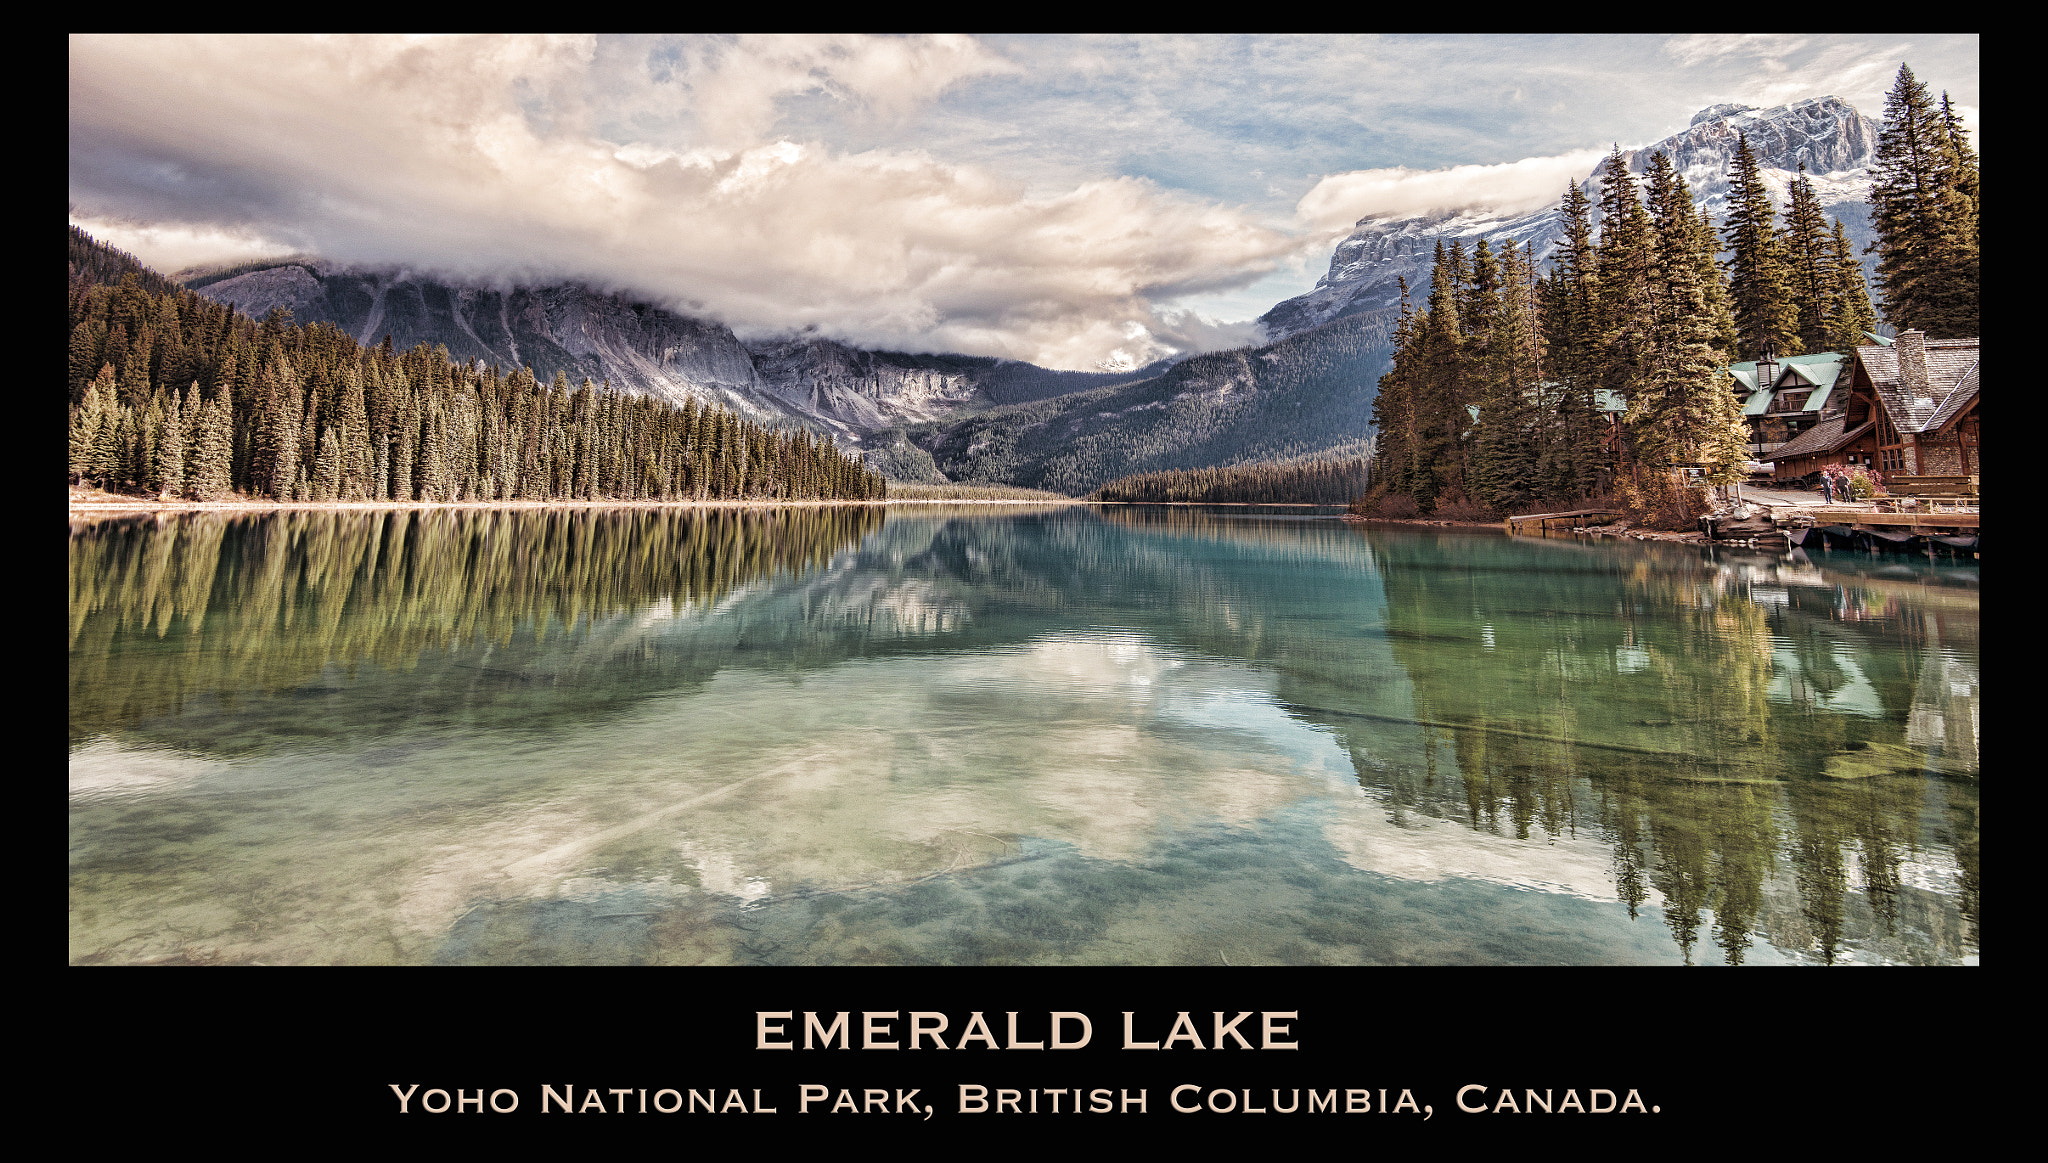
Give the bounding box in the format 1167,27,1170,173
1662,34,1808,67
68,216,296,275
1293,148,1610,230
69,34,1289,369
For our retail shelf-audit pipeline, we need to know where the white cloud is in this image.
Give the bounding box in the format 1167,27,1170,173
1662,34,1809,68
67,216,296,275
69,34,1289,369
1294,149,1610,231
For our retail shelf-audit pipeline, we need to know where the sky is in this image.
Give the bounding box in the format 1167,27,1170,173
69,34,1978,370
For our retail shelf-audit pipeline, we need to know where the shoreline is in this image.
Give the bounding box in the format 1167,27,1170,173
68,497,1080,514
1345,513,1716,543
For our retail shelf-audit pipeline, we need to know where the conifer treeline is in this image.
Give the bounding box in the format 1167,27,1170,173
1090,458,1369,504
66,228,886,504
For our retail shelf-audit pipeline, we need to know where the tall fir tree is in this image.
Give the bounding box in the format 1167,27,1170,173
151,386,186,498
1633,151,1750,482
1825,219,1879,349
1868,65,1979,336
189,389,235,500
1542,181,1605,498
1722,133,1800,360
1468,240,1544,510
1783,165,1835,352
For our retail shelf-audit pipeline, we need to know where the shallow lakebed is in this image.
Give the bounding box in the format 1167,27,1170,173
69,504,1978,965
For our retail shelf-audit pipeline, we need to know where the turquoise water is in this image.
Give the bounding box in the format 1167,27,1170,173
69,505,1979,965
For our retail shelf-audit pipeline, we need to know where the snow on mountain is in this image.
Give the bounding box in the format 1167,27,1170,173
1260,96,1882,342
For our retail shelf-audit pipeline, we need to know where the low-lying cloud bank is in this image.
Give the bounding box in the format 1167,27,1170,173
1295,149,1611,231
70,34,1296,370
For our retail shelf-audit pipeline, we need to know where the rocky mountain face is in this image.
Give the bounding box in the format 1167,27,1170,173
183,264,1154,445
896,311,1384,496
1258,95,1885,361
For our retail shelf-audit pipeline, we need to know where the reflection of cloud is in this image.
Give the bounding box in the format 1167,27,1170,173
68,738,209,800
1321,807,1649,904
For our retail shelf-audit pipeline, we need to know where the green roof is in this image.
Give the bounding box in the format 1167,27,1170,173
1727,352,1846,413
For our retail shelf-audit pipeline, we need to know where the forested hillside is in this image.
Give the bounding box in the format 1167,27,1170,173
66,228,885,503
900,312,1388,496
1092,458,1369,504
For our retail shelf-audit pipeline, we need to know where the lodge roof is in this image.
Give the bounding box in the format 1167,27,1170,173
1921,360,1979,433
1729,351,1847,416
1760,416,1875,463
1856,338,1980,434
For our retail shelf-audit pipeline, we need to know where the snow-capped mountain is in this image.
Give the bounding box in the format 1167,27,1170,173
1260,96,1882,341
180,263,1153,440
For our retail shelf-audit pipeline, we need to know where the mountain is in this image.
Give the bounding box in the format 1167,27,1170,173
177,262,1164,444
893,311,1383,495
1258,95,1885,382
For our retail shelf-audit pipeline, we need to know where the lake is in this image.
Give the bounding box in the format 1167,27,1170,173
68,505,1979,966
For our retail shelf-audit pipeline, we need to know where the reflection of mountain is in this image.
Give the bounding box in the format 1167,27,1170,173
70,508,1976,965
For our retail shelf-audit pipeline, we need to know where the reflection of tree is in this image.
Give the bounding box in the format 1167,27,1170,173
70,506,883,745
1363,530,1977,964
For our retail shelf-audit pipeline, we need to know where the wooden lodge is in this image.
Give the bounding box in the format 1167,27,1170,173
1744,331,1979,486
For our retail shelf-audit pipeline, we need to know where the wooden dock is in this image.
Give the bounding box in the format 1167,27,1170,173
1784,510,1979,530
1506,509,1622,534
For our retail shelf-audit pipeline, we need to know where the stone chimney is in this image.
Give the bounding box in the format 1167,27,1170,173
1897,329,1930,399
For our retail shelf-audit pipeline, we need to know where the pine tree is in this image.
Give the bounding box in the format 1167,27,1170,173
1409,240,1468,510
335,368,372,499
1542,181,1604,498
1594,147,1659,485
70,367,116,484
1825,219,1879,349
1868,65,1979,336
1722,133,1800,360
1783,165,1835,352
69,318,104,403
189,390,235,500
151,386,186,498
1633,151,1750,483
1926,91,1980,336
1469,240,1543,510
1369,278,1419,496
312,426,343,501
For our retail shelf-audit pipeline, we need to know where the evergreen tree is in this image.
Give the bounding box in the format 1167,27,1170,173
1783,165,1835,352
1826,219,1879,349
1469,240,1544,510
70,367,115,484
1869,65,1979,336
1542,181,1604,498
189,390,235,500
1410,240,1468,510
151,386,186,498
313,426,343,501
1722,133,1800,360
1594,148,1658,479
1633,151,1750,483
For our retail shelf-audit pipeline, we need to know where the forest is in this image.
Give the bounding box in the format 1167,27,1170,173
67,227,887,505
1364,64,1974,525
1091,458,1369,504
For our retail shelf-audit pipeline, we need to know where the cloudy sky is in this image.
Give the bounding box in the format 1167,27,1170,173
69,34,1978,370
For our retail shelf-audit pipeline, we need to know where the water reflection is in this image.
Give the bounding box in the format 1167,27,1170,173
69,507,1977,965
